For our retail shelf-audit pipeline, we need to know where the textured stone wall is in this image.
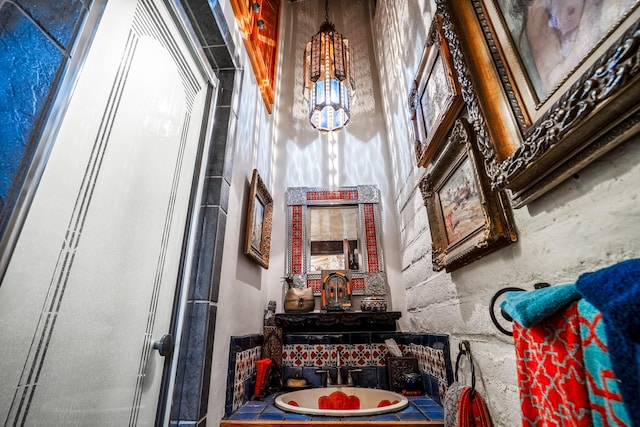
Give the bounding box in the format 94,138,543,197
0,0,89,250
372,1,640,426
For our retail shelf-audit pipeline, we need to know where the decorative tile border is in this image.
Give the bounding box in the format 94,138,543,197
282,343,412,368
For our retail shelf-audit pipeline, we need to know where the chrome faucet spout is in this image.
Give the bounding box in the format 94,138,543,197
335,351,344,385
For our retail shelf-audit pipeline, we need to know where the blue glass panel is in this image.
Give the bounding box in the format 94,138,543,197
315,81,325,107
330,79,339,104
319,107,328,130
334,109,345,130
0,3,63,215
15,0,84,48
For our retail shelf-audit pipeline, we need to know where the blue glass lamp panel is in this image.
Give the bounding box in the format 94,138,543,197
0,3,64,212
333,110,342,130
314,80,325,107
330,79,340,105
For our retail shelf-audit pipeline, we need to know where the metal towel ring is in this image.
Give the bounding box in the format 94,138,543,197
489,283,551,336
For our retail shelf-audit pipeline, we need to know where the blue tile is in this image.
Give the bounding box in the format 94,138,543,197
398,411,429,421
235,405,264,414
16,0,84,48
257,411,286,421
0,3,63,212
410,396,435,406
348,332,372,344
370,412,400,421
424,407,444,420
355,367,378,388
397,404,421,415
284,413,312,421
301,367,324,387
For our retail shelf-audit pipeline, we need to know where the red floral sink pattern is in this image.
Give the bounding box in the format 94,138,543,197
287,392,399,410
318,391,360,410
377,399,400,408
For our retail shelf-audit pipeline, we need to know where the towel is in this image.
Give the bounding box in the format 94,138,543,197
576,259,640,427
500,283,581,327
253,358,272,399
513,301,593,426
458,387,493,427
578,299,631,426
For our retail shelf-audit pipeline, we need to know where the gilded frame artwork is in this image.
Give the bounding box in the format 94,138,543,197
409,14,464,167
419,119,517,272
244,169,273,268
438,0,640,206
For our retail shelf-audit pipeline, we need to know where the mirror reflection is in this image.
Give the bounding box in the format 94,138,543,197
308,206,360,272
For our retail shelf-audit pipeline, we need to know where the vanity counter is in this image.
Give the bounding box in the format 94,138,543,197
274,311,401,332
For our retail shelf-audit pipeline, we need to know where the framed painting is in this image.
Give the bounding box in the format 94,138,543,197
419,119,517,272
437,0,640,206
244,169,273,268
409,14,464,167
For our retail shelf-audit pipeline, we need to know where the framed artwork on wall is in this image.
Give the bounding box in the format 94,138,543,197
419,119,517,272
437,0,640,206
244,169,273,268
409,14,464,167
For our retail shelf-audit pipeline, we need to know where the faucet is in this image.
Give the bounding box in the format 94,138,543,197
317,351,362,387
336,351,344,385
333,351,362,386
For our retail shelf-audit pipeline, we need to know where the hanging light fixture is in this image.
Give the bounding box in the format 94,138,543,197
303,0,355,133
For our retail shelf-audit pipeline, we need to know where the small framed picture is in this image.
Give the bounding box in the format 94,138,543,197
244,169,273,268
420,119,517,272
409,14,464,167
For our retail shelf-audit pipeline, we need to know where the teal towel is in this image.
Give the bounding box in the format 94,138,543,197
500,283,581,327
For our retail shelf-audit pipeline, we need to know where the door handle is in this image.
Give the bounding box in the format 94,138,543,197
152,334,173,357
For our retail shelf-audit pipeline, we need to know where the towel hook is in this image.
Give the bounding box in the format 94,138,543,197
454,340,476,396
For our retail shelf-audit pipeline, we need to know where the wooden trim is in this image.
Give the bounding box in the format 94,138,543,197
229,0,281,113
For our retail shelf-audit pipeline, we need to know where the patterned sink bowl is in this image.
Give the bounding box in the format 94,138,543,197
274,386,408,416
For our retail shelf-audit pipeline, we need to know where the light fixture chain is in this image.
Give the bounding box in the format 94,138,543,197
324,0,330,23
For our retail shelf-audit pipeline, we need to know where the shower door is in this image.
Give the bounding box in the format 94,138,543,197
0,0,213,425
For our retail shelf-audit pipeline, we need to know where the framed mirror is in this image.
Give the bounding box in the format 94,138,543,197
286,185,387,296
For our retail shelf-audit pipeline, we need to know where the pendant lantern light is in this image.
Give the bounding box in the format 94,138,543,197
303,0,355,133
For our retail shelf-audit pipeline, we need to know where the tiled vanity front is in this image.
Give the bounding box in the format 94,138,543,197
224,331,453,422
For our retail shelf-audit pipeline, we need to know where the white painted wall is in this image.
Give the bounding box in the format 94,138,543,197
372,1,640,426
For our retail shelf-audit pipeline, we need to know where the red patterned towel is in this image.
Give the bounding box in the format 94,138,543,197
458,387,493,427
513,302,592,426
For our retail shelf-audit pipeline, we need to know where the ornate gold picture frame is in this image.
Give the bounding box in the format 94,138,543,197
420,119,517,272
244,169,273,268
438,0,640,206
409,14,464,167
